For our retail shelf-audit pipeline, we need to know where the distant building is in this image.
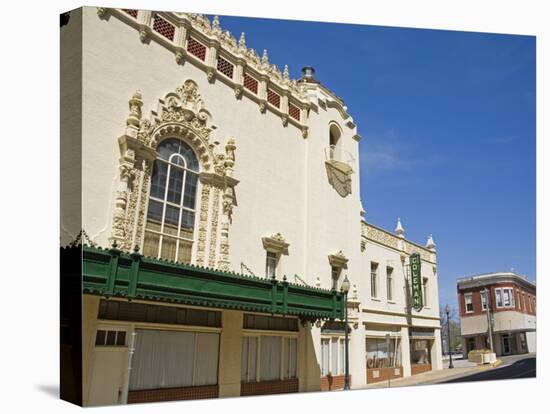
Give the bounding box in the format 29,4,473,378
457,272,536,357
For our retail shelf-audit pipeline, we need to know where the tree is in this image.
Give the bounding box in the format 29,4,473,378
440,305,462,354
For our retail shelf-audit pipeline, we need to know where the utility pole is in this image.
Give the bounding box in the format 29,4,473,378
484,287,494,352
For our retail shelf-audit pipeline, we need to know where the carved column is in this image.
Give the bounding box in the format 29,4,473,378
196,183,212,266
174,22,188,64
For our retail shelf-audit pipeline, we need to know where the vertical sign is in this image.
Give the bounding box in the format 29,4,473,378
410,253,423,311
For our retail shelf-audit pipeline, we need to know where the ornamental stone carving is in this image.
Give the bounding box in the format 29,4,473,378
328,250,349,269
262,232,290,255
110,80,239,270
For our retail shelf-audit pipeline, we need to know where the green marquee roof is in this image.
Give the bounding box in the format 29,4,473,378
62,245,345,322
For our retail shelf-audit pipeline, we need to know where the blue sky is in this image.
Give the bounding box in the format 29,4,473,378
212,15,536,313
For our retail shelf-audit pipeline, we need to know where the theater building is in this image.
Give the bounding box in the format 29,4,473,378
457,272,536,357
61,7,442,406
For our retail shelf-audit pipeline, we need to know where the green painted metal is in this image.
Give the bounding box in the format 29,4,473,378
410,253,423,311
63,245,345,321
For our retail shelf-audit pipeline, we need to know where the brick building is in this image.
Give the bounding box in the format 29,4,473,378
457,272,536,357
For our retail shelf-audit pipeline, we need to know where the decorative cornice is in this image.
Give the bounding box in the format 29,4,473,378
361,221,436,264
102,9,343,134
262,232,290,255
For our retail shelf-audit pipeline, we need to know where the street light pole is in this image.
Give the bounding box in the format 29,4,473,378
341,275,351,390
484,287,494,352
445,305,454,369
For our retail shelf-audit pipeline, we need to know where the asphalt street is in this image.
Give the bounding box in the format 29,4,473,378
442,356,536,383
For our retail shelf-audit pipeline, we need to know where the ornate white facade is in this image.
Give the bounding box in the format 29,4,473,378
61,7,442,405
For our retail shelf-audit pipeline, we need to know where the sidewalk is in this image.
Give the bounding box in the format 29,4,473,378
362,363,486,389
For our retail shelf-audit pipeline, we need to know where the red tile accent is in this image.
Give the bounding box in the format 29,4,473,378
366,367,403,384
243,74,258,94
320,375,351,391
289,103,301,121
267,89,281,108
187,37,207,61
217,56,234,79
152,14,175,41
127,385,219,403
240,378,298,396
411,363,432,375
123,9,138,18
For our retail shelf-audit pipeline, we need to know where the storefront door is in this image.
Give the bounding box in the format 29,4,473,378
502,334,512,355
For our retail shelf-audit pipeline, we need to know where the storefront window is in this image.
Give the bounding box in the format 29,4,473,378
410,339,431,364
366,337,402,369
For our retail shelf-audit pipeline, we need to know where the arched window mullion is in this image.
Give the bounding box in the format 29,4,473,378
158,162,173,259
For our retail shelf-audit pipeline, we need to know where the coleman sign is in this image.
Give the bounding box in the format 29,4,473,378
410,253,423,311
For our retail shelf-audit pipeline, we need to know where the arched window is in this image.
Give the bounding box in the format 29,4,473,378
143,138,199,263
328,123,342,161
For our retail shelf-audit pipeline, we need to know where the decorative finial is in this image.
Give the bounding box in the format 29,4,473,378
239,32,246,49
395,217,405,237
283,64,290,81
426,234,436,250
127,91,143,128
133,245,140,253
212,15,221,33
111,240,118,249
261,49,269,66
315,277,321,288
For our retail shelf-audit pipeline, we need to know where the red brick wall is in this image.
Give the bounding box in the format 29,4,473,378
366,367,403,384
458,282,536,317
320,375,351,391
240,378,298,396
127,385,219,403
411,364,432,375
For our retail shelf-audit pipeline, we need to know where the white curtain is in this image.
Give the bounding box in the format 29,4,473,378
331,338,338,375
129,329,219,390
321,339,330,376
282,338,297,379
241,336,259,382
194,333,219,385
260,336,281,381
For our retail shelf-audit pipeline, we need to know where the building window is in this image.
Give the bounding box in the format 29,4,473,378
410,339,431,364
495,288,515,308
242,336,297,382
366,337,402,369
243,314,299,332
152,14,175,41
370,262,378,298
267,88,281,108
464,293,473,313
266,251,278,278
217,55,234,79
328,123,342,161
481,290,488,311
243,73,258,94
143,138,199,263
331,266,342,291
422,277,429,307
130,330,219,390
386,266,394,301
122,9,138,18
95,329,126,346
321,337,346,376
289,103,301,121
187,37,207,61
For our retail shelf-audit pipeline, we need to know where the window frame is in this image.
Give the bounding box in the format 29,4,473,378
370,262,379,299
265,251,278,278
480,290,488,311
495,287,515,309
144,138,200,263
386,266,394,301
464,293,474,313
321,335,346,376
242,333,298,383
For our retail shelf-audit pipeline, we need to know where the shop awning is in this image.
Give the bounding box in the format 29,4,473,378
62,245,345,321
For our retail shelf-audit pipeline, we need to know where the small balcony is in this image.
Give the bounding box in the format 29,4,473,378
324,145,354,197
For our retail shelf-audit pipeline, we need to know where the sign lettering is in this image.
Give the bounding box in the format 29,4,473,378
410,253,423,311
